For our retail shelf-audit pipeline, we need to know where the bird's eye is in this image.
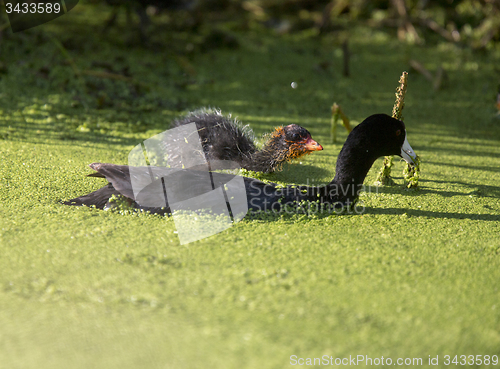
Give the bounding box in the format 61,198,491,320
396,129,401,136
291,133,300,141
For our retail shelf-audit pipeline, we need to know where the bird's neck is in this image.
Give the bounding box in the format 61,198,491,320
328,144,378,203
241,148,285,172
242,132,289,172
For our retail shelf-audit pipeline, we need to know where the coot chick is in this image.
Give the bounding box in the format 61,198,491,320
169,109,323,173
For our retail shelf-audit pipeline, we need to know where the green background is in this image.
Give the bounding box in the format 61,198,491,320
1,1,499,368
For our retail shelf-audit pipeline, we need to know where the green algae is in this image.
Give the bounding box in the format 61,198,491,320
1,5,500,369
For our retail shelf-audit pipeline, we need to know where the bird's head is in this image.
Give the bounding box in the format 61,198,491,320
340,114,417,165
258,124,322,171
278,124,323,160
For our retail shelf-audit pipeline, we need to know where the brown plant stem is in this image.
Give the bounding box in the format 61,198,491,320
375,71,408,185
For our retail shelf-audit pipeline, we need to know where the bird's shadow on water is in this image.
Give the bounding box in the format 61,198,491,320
423,179,500,198
368,178,500,199
425,160,500,174
246,202,500,224
245,205,500,223
362,207,500,222
359,179,500,222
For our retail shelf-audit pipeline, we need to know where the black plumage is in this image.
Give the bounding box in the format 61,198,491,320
64,114,417,215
